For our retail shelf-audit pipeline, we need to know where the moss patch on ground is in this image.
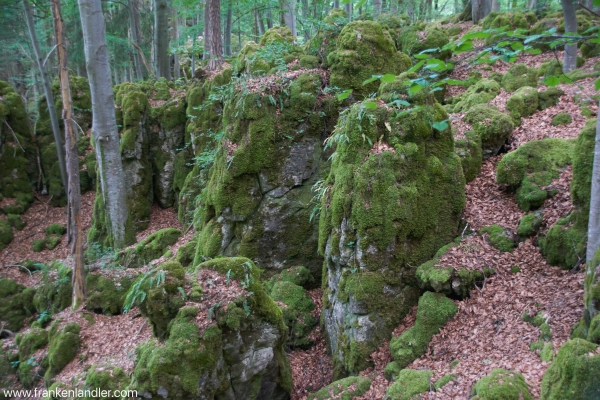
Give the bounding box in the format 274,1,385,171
472,369,533,400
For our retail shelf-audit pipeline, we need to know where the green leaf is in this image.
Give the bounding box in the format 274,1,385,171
595,78,600,91
337,89,353,101
356,0,368,7
462,31,490,40
363,75,382,85
432,120,449,131
445,78,464,85
413,53,431,59
594,0,600,7
363,101,378,109
510,42,524,51
409,84,423,95
389,99,410,107
407,59,426,73
455,40,473,52
419,47,441,54
543,76,560,87
524,34,543,44
381,74,396,83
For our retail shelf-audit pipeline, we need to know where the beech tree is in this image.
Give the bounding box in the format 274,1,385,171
78,0,132,249
472,0,491,23
154,0,170,79
561,0,578,73
205,0,223,69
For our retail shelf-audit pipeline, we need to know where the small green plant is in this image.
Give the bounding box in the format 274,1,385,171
243,299,251,317
226,269,235,285
208,302,221,320
122,268,166,313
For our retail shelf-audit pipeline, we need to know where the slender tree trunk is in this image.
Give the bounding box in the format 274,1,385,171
586,105,600,324
224,1,232,56
191,34,196,73
154,0,170,79
471,0,491,23
390,0,397,13
128,0,144,80
526,0,537,10
51,0,85,309
203,0,210,60
206,0,223,69
334,0,339,8
301,0,309,40
561,0,578,73
266,9,273,28
491,0,499,11
374,0,382,16
172,10,180,79
23,0,68,196
256,9,265,36
78,0,132,249
281,0,297,36
344,2,352,21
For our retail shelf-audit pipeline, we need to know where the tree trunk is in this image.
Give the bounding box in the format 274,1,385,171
128,0,144,80
204,1,210,60
256,9,265,36
491,0,499,11
586,109,600,324
374,0,382,16
23,0,68,196
206,0,223,69
266,9,273,28
78,0,132,249
224,1,232,56
51,0,85,309
301,0,309,40
344,2,352,21
471,0,491,23
154,0,170,79
281,0,297,36
458,1,472,20
526,0,537,11
561,0,578,73
172,10,180,80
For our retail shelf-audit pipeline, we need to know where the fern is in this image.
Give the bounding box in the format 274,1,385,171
123,268,166,313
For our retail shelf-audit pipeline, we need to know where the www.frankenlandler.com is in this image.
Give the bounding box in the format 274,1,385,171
2,388,138,399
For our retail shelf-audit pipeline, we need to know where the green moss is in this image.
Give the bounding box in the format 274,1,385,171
434,373,457,390
17,326,48,361
82,365,130,399
85,273,133,315
540,342,555,362
471,369,533,400
0,219,13,250
464,105,514,158
501,64,538,92
44,322,81,379
541,339,600,399
45,223,66,236
260,26,294,45
506,86,538,124
7,214,25,231
385,369,432,399
480,225,515,252
328,21,411,97
397,25,451,60
33,262,72,314
46,235,61,250
32,239,46,252
551,113,572,126
453,79,501,113
175,239,196,268
270,281,317,347
0,278,36,331
308,376,371,400
269,266,315,289
299,55,320,69
517,210,543,237
389,292,457,369
120,228,181,268
454,130,482,182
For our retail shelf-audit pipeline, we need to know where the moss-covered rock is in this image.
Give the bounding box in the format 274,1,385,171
119,228,181,268
434,373,458,390
454,130,482,183
7,214,25,231
308,376,371,400
480,225,516,252
453,79,501,113
85,273,133,315
269,265,315,289
386,369,432,400
175,239,196,268
130,257,292,399
497,138,574,211
17,326,48,361
0,219,13,250
464,105,514,159
540,339,600,399
328,20,411,97
320,82,464,376
501,64,538,92
0,278,36,331
506,86,538,124
33,262,72,314
538,87,564,110
45,223,66,236
389,292,457,370
518,210,544,237
305,9,348,66
270,280,317,348
43,321,81,380
552,113,572,126
397,25,451,60
472,369,533,400
81,365,131,399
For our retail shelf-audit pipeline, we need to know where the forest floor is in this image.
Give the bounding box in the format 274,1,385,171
1,24,598,400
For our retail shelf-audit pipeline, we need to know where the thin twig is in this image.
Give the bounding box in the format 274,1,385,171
1,264,33,278
3,121,25,153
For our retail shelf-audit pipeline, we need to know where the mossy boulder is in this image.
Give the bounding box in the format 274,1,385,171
454,130,482,182
518,210,544,237
453,79,501,113
305,9,348,65
119,228,181,268
33,262,72,314
389,292,457,371
269,280,317,348
17,326,48,361
308,376,372,400
43,322,81,380
472,369,533,400
480,225,516,252
85,273,133,315
501,64,538,92
497,138,574,211
45,223,66,236
0,278,36,331
464,105,514,159
82,365,131,399
193,72,337,279
540,339,600,399
385,369,432,400
269,265,315,289
552,113,572,126
320,82,464,376
397,26,451,60
538,87,564,110
0,219,13,250
175,239,196,267
328,20,411,97
130,257,292,400
506,86,538,124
